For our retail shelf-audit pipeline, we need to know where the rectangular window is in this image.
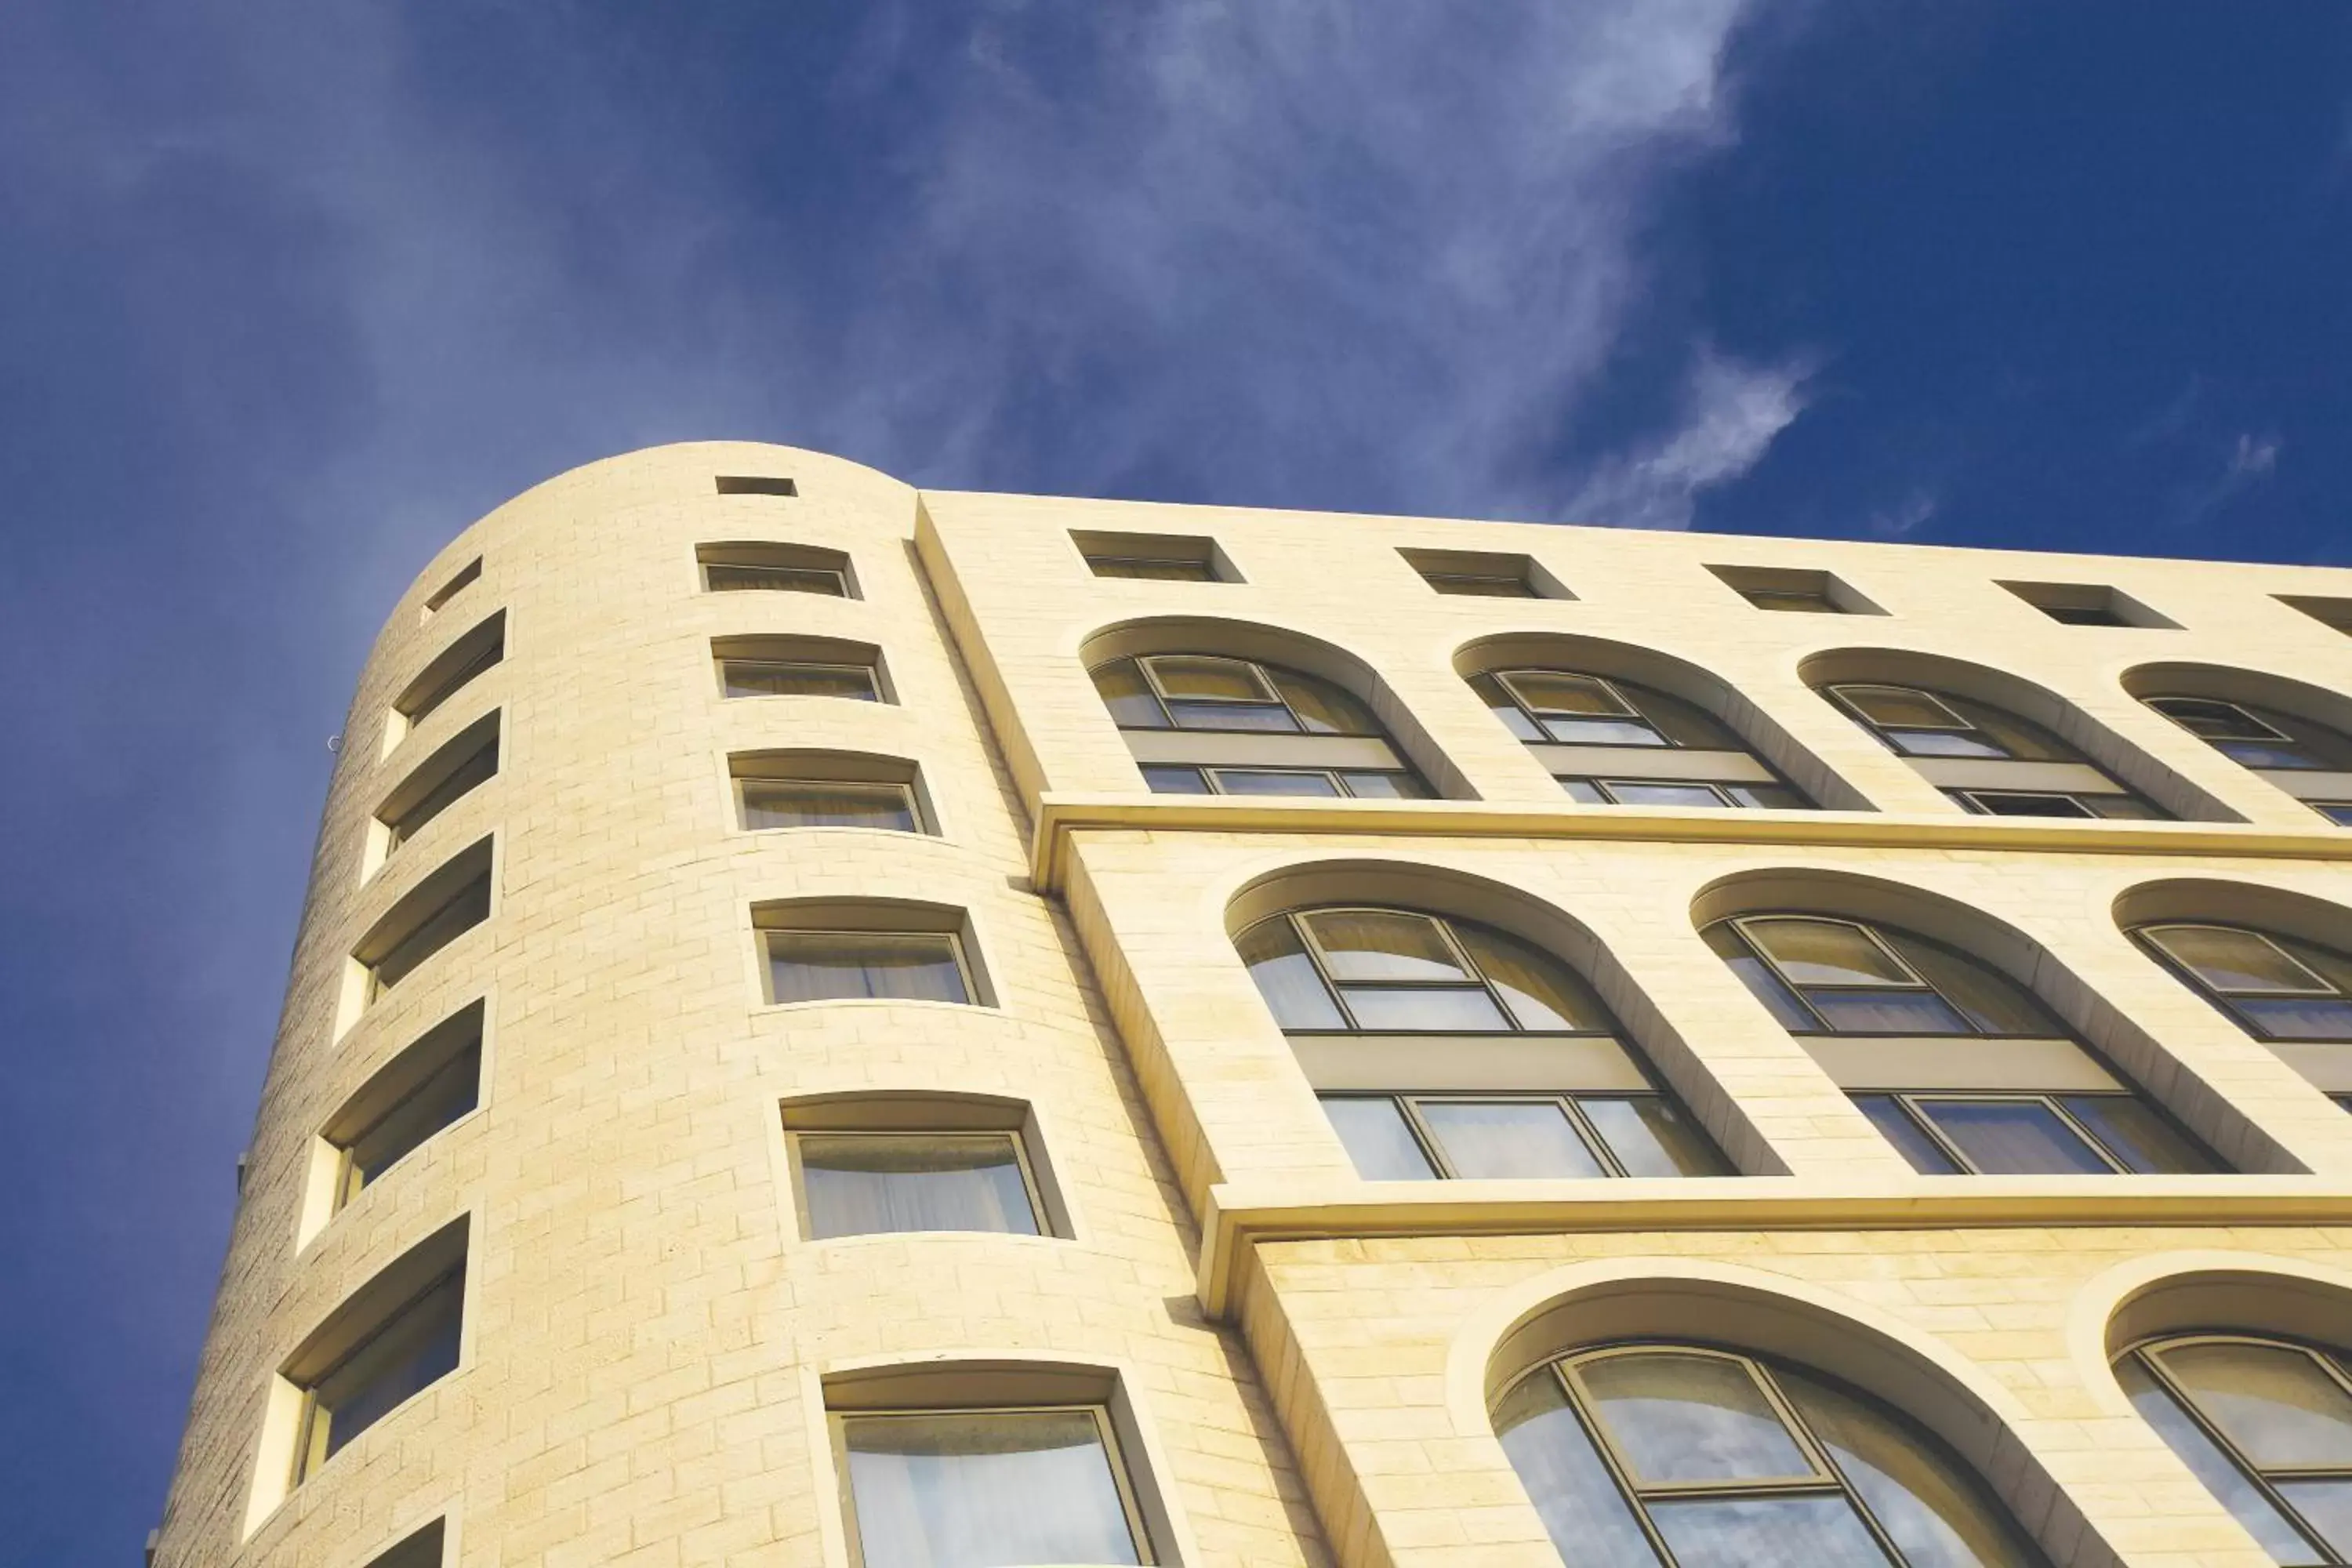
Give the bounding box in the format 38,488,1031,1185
421,559,480,618
334,1040,482,1211
1399,547,1563,599
795,1131,1042,1239
742,779,920,832
364,1520,445,1568
714,474,797,495
1072,529,1230,583
1856,1092,2212,1175
698,541,854,597
1321,1093,1723,1181
1999,579,2174,629
296,1269,464,1483
838,1407,1152,1566
382,720,499,851
767,931,972,1005
722,659,880,700
1708,564,1880,615
397,612,505,728
369,870,492,996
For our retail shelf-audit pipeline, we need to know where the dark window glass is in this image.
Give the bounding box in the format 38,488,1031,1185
341,1043,482,1206
300,1270,464,1478
373,872,492,993
386,735,498,850
1855,1095,1964,1174
1088,555,1217,581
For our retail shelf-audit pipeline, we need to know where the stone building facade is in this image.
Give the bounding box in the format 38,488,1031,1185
155,442,2352,1567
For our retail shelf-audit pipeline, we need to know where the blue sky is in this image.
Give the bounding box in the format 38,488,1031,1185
2,2,2347,1559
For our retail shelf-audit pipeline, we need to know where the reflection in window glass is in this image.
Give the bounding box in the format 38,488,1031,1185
1492,1375,1661,1568
2114,1354,2320,1565
1580,1097,1724,1178
1417,1101,1604,1180
1234,920,1345,1029
768,932,969,1005
841,1409,1145,1568
1579,1353,1814,1484
1319,1096,1438,1181
1303,911,1468,982
1740,918,1915,986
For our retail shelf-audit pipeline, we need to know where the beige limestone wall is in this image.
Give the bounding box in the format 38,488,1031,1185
154,444,1326,1568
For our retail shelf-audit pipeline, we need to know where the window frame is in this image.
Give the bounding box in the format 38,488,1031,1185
2135,921,2352,1042
703,561,851,596
785,1127,1050,1241
1494,670,1661,744
292,1265,466,1486
1320,1090,1708,1180
1139,764,1429,800
738,776,924,833
1275,907,1598,1037
2117,1332,2352,1566
1565,777,1790,810
332,1041,484,1213
762,927,979,1008
1825,683,1999,755
1425,570,1537,597
829,1403,1158,1568
1720,914,2064,1042
1856,1090,2178,1176
1104,653,1385,738
720,656,882,702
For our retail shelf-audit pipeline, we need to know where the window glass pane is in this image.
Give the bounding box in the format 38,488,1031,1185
1726,782,1806,810
1914,1100,2111,1174
345,1043,483,1196
2287,937,2352,997
1089,556,1215,581
1838,686,1967,730
1604,782,1733,809
1455,926,1611,1032
1628,685,1746,750
1783,1369,2040,1568
1493,1374,1662,1568
2160,1342,2352,1468
1950,697,2074,761
374,873,492,992
1884,935,2063,1037
1090,661,1167,729
727,660,878,700
1428,573,1534,597
2275,1479,2352,1560
1504,671,1638,717
1558,777,1610,803
2234,998,2352,1040
742,781,917,832
1806,989,1976,1036
768,932,968,1005
1893,730,2010,760
706,563,845,594
1208,769,1342,797
387,737,499,848
1474,674,1547,742
2143,927,2331,995
1742,919,1915,987
1338,985,1515,1032
1338,771,1432,800
800,1134,1038,1239
1304,910,1471,982
2215,739,2325,770
2115,1354,2321,1566
1145,655,1273,702
2318,802,2352,826
1164,699,1298,732
1543,716,1669,746
1857,1096,1964,1174
1647,1494,1891,1568
1965,792,2096,818
309,1271,465,1470
1139,764,1211,795
1701,924,1820,1033
1319,1096,1438,1180
1233,919,1345,1030
1416,1101,1605,1179
2084,794,2166,820
2058,1097,2214,1174
1269,669,1380,735
1580,1097,1725,1177
842,1410,1142,1568
2151,698,2279,740
1578,1352,1814,1483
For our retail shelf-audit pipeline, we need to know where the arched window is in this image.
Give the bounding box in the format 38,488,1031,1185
1702,913,2216,1174
2143,694,2352,825
2114,1332,2352,1564
1495,1344,2045,1566
1237,906,1725,1179
1469,668,1812,810
1824,681,2168,818
1091,653,1432,798
2132,924,2352,1044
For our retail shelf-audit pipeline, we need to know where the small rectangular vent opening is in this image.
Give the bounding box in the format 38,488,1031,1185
716,474,798,497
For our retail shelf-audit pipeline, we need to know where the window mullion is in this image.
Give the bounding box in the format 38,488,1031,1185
1894,1094,1984,1174
2042,1095,2132,1174
1396,1097,1457,1178
1550,1361,1688,1568
1555,1096,1627,1178
2136,1348,2343,1565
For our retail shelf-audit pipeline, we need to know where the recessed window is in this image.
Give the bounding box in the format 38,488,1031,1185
731,751,930,833
420,558,480,620
2143,694,2352,822
2281,595,2352,637
1399,547,1566,599
280,1227,468,1487
2134,923,2352,1043
395,612,504,731
1708,564,1881,615
697,540,855,597
353,840,494,1009
714,474,797,496
361,1520,445,1568
1703,913,2215,1175
715,637,887,702
1472,667,1813,809
1238,906,1728,1181
2000,579,2174,628
1072,529,1233,583
376,713,499,859
319,1004,484,1221
2115,1333,2352,1564
756,902,986,1007
1496,1346,2043,1568
1825,681,2167,818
